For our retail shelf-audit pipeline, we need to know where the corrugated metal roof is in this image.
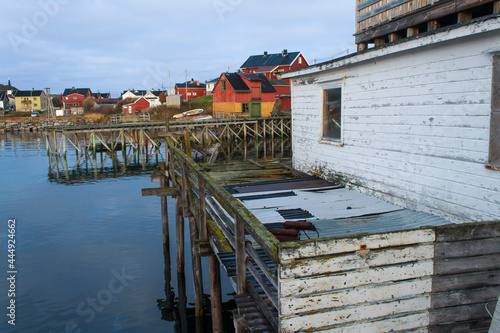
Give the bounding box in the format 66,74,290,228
233,182,448,238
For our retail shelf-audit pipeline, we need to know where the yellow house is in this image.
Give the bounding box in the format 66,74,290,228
15,90,47,112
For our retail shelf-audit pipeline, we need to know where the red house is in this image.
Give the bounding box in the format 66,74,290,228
240,50,308,82
63,88,93,114
122,97,150,114
269,79,291,110
174,79,206,101
212,73,277,118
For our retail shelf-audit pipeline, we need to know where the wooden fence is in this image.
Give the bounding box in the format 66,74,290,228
110,113,150,123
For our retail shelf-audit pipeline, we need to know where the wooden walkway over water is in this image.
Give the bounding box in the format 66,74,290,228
44,116,291,157
143,136,500,333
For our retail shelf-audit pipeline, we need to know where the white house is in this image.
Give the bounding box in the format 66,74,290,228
121,89,147,100
283,16,500,223
144,90,163,108
205,78,218,95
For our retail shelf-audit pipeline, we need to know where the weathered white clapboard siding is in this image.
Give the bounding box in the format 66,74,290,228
278,221,500,332
284,18,500,222
279,228,435,332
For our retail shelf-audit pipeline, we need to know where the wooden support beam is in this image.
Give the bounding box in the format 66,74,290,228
495,1,500,13
159,174,170,247
388,32,402,42
458,11,472,23
407,27,419,37
427,20,440,31
357,43,368,52
209,254,223,333
176,196,185,275
197,241,214,256
374,37,386,46
188,216,205,320
141,187,179,197
235,215,247,294
198,175,207,241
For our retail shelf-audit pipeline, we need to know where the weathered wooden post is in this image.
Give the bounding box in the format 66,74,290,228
175,195,185,275
188,216,204,320
184,131,191,158
209,254,223,332
235,214,247,294
45,133,51,155
62,132,67,157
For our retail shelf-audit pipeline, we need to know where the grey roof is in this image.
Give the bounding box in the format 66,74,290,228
63,88,91,96
269,79,289,87
223,73,276,93
175,82,206,89
150,90,166,97
93,92,111,99
15,90,45,97
223,73,250,92
240,51,301,69
247,73,277,93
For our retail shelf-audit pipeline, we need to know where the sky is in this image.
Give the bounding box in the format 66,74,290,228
2,0,356,97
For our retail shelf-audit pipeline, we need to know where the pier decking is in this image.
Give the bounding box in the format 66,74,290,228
143,136,500,332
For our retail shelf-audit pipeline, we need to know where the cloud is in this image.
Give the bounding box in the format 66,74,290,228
2,0,356,95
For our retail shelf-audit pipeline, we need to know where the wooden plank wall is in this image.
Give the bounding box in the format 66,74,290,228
278,221,500,332
356,0,441,33
429,222,500,332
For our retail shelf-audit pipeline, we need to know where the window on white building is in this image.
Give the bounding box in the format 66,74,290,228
489,55,500,167
323,87,342,141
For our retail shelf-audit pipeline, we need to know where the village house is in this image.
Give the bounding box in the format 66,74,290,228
205,78,219,95
0,92,9,111
14,90,47,111
92,92,111,100
122,97,151,114
239,50,307,111
144,90,164,108
212,72,277,118
62,88,92,114
240,50,308,81
174,79,206,101
121,89,147,100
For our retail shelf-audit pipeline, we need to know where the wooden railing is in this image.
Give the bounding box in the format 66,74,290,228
164,136,279,329
110,113,150,123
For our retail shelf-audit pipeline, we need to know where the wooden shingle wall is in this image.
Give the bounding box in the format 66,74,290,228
278,221,500,332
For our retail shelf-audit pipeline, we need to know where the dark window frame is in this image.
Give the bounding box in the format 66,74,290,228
488,55,500,169
322,86,343,142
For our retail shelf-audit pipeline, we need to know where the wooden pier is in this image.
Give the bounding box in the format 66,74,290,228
44,116,291,158
143,136,499,332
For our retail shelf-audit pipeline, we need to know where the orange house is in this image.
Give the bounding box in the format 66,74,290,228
212,73,277,118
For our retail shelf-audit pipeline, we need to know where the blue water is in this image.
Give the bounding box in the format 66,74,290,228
0,132,234,333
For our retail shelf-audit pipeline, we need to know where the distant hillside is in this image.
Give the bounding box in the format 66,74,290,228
0,84,18,93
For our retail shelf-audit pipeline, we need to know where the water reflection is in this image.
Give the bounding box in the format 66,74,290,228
47,149,162,185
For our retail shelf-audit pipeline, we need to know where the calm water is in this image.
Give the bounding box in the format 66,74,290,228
0,132,239,333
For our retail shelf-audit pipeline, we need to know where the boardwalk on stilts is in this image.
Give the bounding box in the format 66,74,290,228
44,116,291,157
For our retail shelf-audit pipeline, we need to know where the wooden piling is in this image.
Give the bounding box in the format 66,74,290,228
235,215,247,294
188,216,204,319
176,196,185,275
209,254,224,333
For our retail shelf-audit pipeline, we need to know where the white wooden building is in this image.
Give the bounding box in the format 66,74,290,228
282,16,500,223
